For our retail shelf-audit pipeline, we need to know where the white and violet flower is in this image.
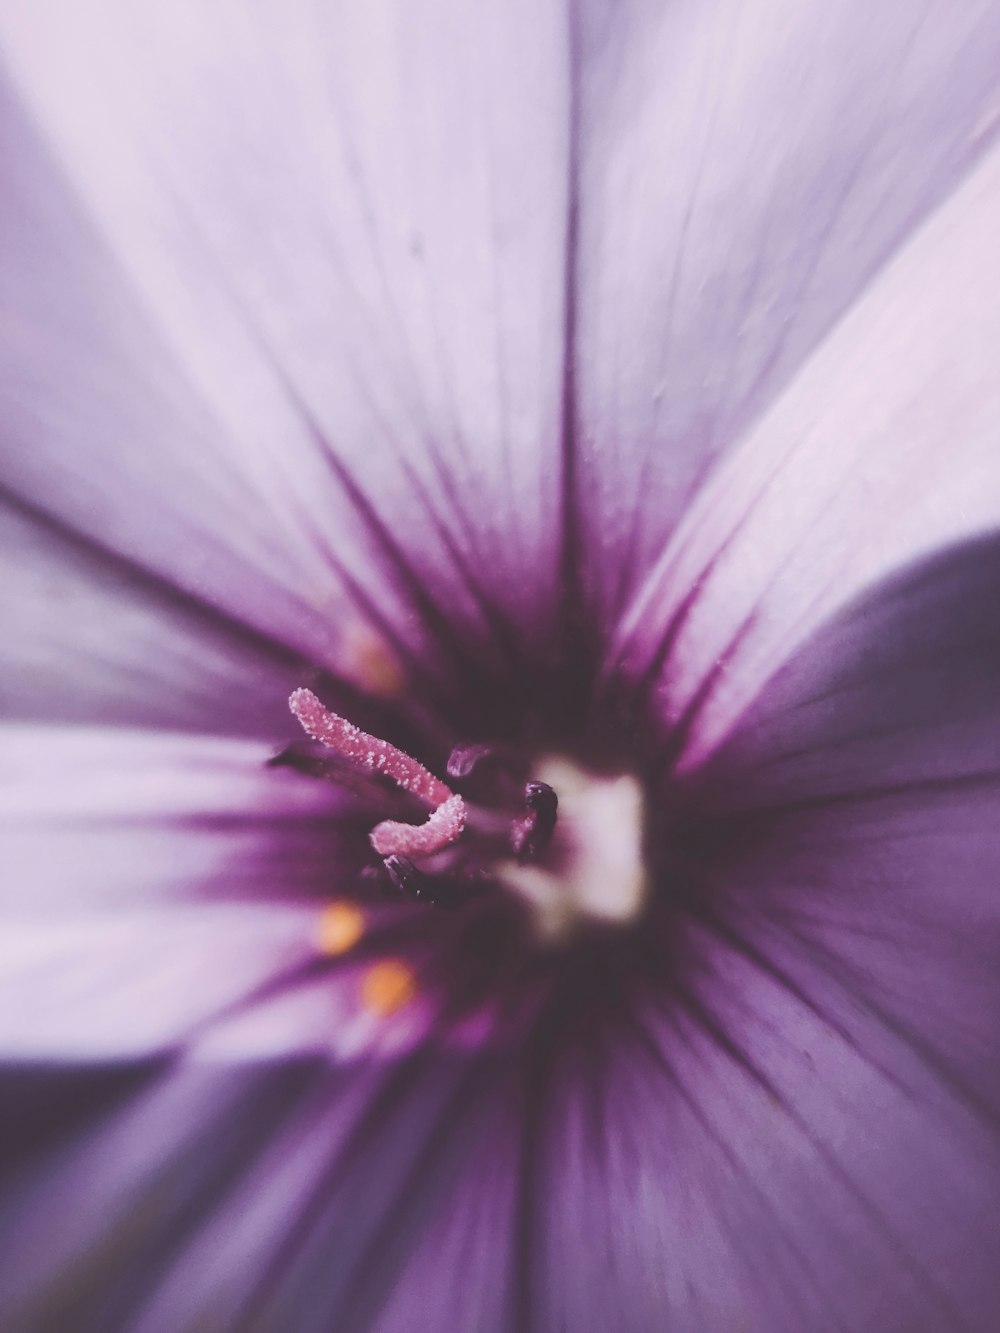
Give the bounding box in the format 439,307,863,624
3,2,1000,1329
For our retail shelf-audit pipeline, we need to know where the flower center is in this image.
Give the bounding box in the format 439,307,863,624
287,688,649,939
497,756,648,940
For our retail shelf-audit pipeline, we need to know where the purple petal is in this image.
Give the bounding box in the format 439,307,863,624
573,0,1000,624
0,1,571,665
0,496,303,735
176,1055,518,1332
369,1092,520,1333
654,535,1000,1328
529,978,1000,1330
0,1053,514,1331
0,1061,319,1328
517,537,1000,1329
607,134,1000,768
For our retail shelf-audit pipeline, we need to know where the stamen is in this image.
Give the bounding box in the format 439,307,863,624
290,689,451,805
510,781,558,862
371,793,466,857
289,688,466,858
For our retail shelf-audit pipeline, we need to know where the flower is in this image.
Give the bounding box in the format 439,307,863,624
3,1,1000,1329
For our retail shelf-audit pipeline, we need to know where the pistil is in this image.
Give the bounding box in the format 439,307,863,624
289,688,466,857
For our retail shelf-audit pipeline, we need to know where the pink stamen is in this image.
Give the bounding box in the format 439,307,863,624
289,688,466,858
371,793,466,857
290,688,452,805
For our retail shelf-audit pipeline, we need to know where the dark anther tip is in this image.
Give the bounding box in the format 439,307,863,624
524,781,558,818
383,855,463,910
511,781,558,862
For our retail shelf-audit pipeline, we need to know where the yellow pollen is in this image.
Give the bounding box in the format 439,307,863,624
316,901,365,955
362,959,417,1016
347,626,405,698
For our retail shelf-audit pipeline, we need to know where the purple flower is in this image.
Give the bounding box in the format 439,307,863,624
3,2,1000,1329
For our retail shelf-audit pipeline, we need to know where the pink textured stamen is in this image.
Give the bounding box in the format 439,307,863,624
289,688,466,858
371,793,466,857
290,688,452,806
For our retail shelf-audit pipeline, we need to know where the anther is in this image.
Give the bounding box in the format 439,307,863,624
371,792,466,857
510,781,558,862
289,688,466,858
384,855,465,910
446,742,496,780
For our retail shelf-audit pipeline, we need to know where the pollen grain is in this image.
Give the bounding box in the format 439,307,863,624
317,901,365,955
362,959,417,1017
349,627,405,698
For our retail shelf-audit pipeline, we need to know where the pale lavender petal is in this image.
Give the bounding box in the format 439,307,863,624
0,495,303,735
0,1,571,668
573,0,1000,622
608,133,1000,768
0,903,322,1060
0,726,348,1056
1,727,345,911
0,73,368,685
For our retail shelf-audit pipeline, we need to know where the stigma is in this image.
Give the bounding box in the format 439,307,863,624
289,688,466,857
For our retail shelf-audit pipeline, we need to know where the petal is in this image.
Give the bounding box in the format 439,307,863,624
0,493,303,735
1,727,345,911
3,718,534,1067
0,1051,514,1332
531,537,1000,1329
608,132,1000,768
531,982,1000,1330
205,1055,519,1333
0,903,323,1061
691,532,1000,816
2,724,508,1063
0,726,352,1057
0,1,571,673
572,0,1000,622
692,536,1000,1327
0,73,360,684
0,1060,319,1328
369,1089,521,1333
